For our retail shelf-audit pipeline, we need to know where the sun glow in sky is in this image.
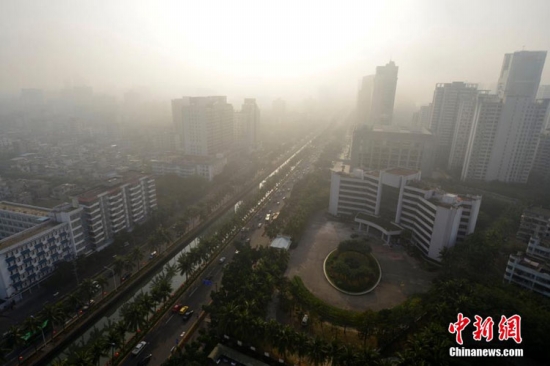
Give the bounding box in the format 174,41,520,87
1,0,550,106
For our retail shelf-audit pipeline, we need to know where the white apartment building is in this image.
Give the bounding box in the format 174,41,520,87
0,201,84,301
151,155,227,182
329,168,481,261
172,96,234,156
428,82,478,169
78,174,157,251
516,207,550,243
397,181,481,260
350,125,435,175
504,251,550,298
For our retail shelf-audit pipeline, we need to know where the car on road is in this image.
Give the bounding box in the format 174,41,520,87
219,257,226,264
178,305,189,315
132,341,148,356
137,354,152,365
257,222,262,228
205,274,213,281
172,304,183,313
182,309,194,321
148,251,158,260
121,273,131,282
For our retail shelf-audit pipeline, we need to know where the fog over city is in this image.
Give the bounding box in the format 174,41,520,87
2,0,550,117
2,2,550,366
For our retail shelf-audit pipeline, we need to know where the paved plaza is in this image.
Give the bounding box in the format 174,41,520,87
286,211,437,311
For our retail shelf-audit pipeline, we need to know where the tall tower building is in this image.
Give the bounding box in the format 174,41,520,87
234,98,260,150
369,61,398,126
428,82,478,169
497,51,546,99
172,96,234,156
356,75,374,125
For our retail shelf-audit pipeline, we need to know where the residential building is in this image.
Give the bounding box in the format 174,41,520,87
350,124,435,175
369,61,398,126
461,97,549,183
504,250,550,297
328,167,481,261
272,98,286,124
448,90,490,173
516,207,550,243
356,75,374,126
428,82,478,169
78,173,157,251
530,130,550,182
151,155,227,181
0,201,84,301
172,96,234,156
234,99,260,150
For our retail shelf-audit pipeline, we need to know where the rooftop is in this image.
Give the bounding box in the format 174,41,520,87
152,154,225,165
384,167,420,176
0,201,50,217
524,206,550,218
78,172,149,203
270,235,291,250
0,221,58,251
207,344,269,366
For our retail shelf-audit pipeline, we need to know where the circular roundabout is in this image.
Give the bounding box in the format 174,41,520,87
323,240,382,295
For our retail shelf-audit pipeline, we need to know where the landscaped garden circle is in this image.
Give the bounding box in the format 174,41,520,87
324,239,381,294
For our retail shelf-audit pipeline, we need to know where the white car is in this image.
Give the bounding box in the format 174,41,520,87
132,341,148,356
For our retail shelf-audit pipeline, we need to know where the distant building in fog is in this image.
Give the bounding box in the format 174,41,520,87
350,124,435,175
356,75,373,126
172,96,234,156
272,98,286,124
234,99,260,150
428,82,478,169
369,61,398,126
411,103,432,129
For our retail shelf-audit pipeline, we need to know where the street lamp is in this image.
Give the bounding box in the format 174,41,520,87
110,342,116,364
104,266,117,291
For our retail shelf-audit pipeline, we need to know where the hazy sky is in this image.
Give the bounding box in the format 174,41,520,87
1,0,550,108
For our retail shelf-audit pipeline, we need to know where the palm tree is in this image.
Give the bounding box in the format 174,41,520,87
71,348,94,366
129,246,144,270
5,325,24,352
120,301,148,333
177,253,191,279
113,256,128,284
22,316,42,350
150,275,172,306
89,334,108,366
79,278,97,305
50,358,69,366
307,337,329,366
94,276,109,298
135,292,156,321
42,303,65,336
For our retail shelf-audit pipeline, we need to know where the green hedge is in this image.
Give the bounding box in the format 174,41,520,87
289,276,364,327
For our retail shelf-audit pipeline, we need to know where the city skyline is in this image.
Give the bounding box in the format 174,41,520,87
2,1,550,110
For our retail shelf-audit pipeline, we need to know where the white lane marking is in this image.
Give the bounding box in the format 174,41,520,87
165,314,174,324
189,287,198,297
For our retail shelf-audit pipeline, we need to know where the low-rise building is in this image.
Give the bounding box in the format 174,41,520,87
516,207,550,243
504,247,550,298
0,201,84,301
151,155,227,181
78,173,157,251
328,167,482,261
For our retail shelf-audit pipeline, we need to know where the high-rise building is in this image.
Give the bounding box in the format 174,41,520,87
172,96,234,156
461,51,548,183
369,61,398,126
428,82,478,168
448,90,491,173
234,99,260,150
272,98,286,124
356,75,374,125
350,125,435,175
497,51,547,99
537,85,550,99
531,130,550,182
